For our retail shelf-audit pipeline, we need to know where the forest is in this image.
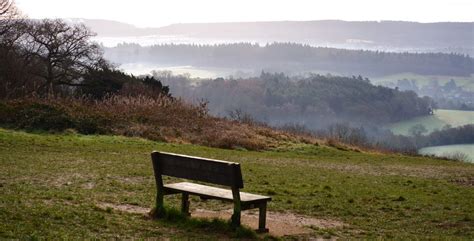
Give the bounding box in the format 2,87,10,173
105,43,474,76
152,71,474,152
154,71,434,127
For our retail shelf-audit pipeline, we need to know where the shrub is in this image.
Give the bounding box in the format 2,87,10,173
0,102,15,124
15,103,73,131
74,117,106,134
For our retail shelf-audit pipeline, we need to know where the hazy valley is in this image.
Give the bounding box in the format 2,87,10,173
1,1,474,238
80,19,474,160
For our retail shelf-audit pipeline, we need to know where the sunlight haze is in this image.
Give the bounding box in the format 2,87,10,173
16,0,474,27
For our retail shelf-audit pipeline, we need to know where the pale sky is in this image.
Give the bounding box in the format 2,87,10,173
16,0,474,27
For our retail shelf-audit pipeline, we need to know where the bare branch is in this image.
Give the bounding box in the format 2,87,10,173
0,0,20,19
22,19,102,93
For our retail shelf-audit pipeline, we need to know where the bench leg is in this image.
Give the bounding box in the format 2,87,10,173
231,187,241,228
257,202,269,233
181,193,190,216
231,205,241,227
153,187,165,218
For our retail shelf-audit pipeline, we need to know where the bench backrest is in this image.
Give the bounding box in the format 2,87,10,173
151,151,244,188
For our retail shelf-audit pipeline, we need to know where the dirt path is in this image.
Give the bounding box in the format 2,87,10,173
98,203,345,237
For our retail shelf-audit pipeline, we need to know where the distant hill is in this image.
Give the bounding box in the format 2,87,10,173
65,19,157,37
75,19,474,54
104,43,474,77
154,21,474,48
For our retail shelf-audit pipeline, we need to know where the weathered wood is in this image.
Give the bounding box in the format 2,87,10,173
164,182,271,203
151,152,165,217
231,187,241,227
258,202,269,233
151,151,271,231
181,193,190,216
151,151,243,188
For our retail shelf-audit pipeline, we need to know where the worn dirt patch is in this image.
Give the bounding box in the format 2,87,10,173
115,176,148,184
98,202,345,237
97,202,150,214
81,182,95,189
451,177,474,187
193,209,344,236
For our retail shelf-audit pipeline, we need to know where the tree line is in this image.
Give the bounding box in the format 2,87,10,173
105,42,474,77
314,122,474,153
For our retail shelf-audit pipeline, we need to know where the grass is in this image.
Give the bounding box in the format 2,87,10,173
388,109,474,135
1,128,474,239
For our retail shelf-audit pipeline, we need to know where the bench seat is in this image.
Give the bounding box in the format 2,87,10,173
164,182,271,205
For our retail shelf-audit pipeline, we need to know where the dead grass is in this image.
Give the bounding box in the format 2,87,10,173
0,95,318,151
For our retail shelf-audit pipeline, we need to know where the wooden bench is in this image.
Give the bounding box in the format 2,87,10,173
151,151,271,232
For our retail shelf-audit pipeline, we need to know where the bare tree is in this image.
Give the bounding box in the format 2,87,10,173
0,0,15,17
409,124,428,137
0,0,21,35
23,19,103,94
0,0,29,98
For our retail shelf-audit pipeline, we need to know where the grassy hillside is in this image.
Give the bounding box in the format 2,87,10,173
388,109,474,136
1,128,473,239
0,96,317,151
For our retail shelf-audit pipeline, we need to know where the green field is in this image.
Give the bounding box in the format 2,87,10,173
419,144,474,163
388,109,474,136
120,63,254,79
1,129,473,239
372,73,474,91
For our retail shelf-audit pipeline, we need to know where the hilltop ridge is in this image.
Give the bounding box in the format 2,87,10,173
78,18,474,54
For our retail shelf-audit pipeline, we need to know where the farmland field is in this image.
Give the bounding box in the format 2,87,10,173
388,109,474,136
419,144,474,163
119,63,254,78
372,73,474,91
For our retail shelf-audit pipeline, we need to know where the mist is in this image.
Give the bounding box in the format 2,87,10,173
3,1,474,238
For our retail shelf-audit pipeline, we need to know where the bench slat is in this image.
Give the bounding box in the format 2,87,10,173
152,151,243,188
164,182,271,203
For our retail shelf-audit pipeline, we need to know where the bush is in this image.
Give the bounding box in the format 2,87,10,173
15,103,73,131
0,102,15,124
74,117,106,134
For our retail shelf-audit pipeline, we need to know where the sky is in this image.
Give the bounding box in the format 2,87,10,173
16,0,474,27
